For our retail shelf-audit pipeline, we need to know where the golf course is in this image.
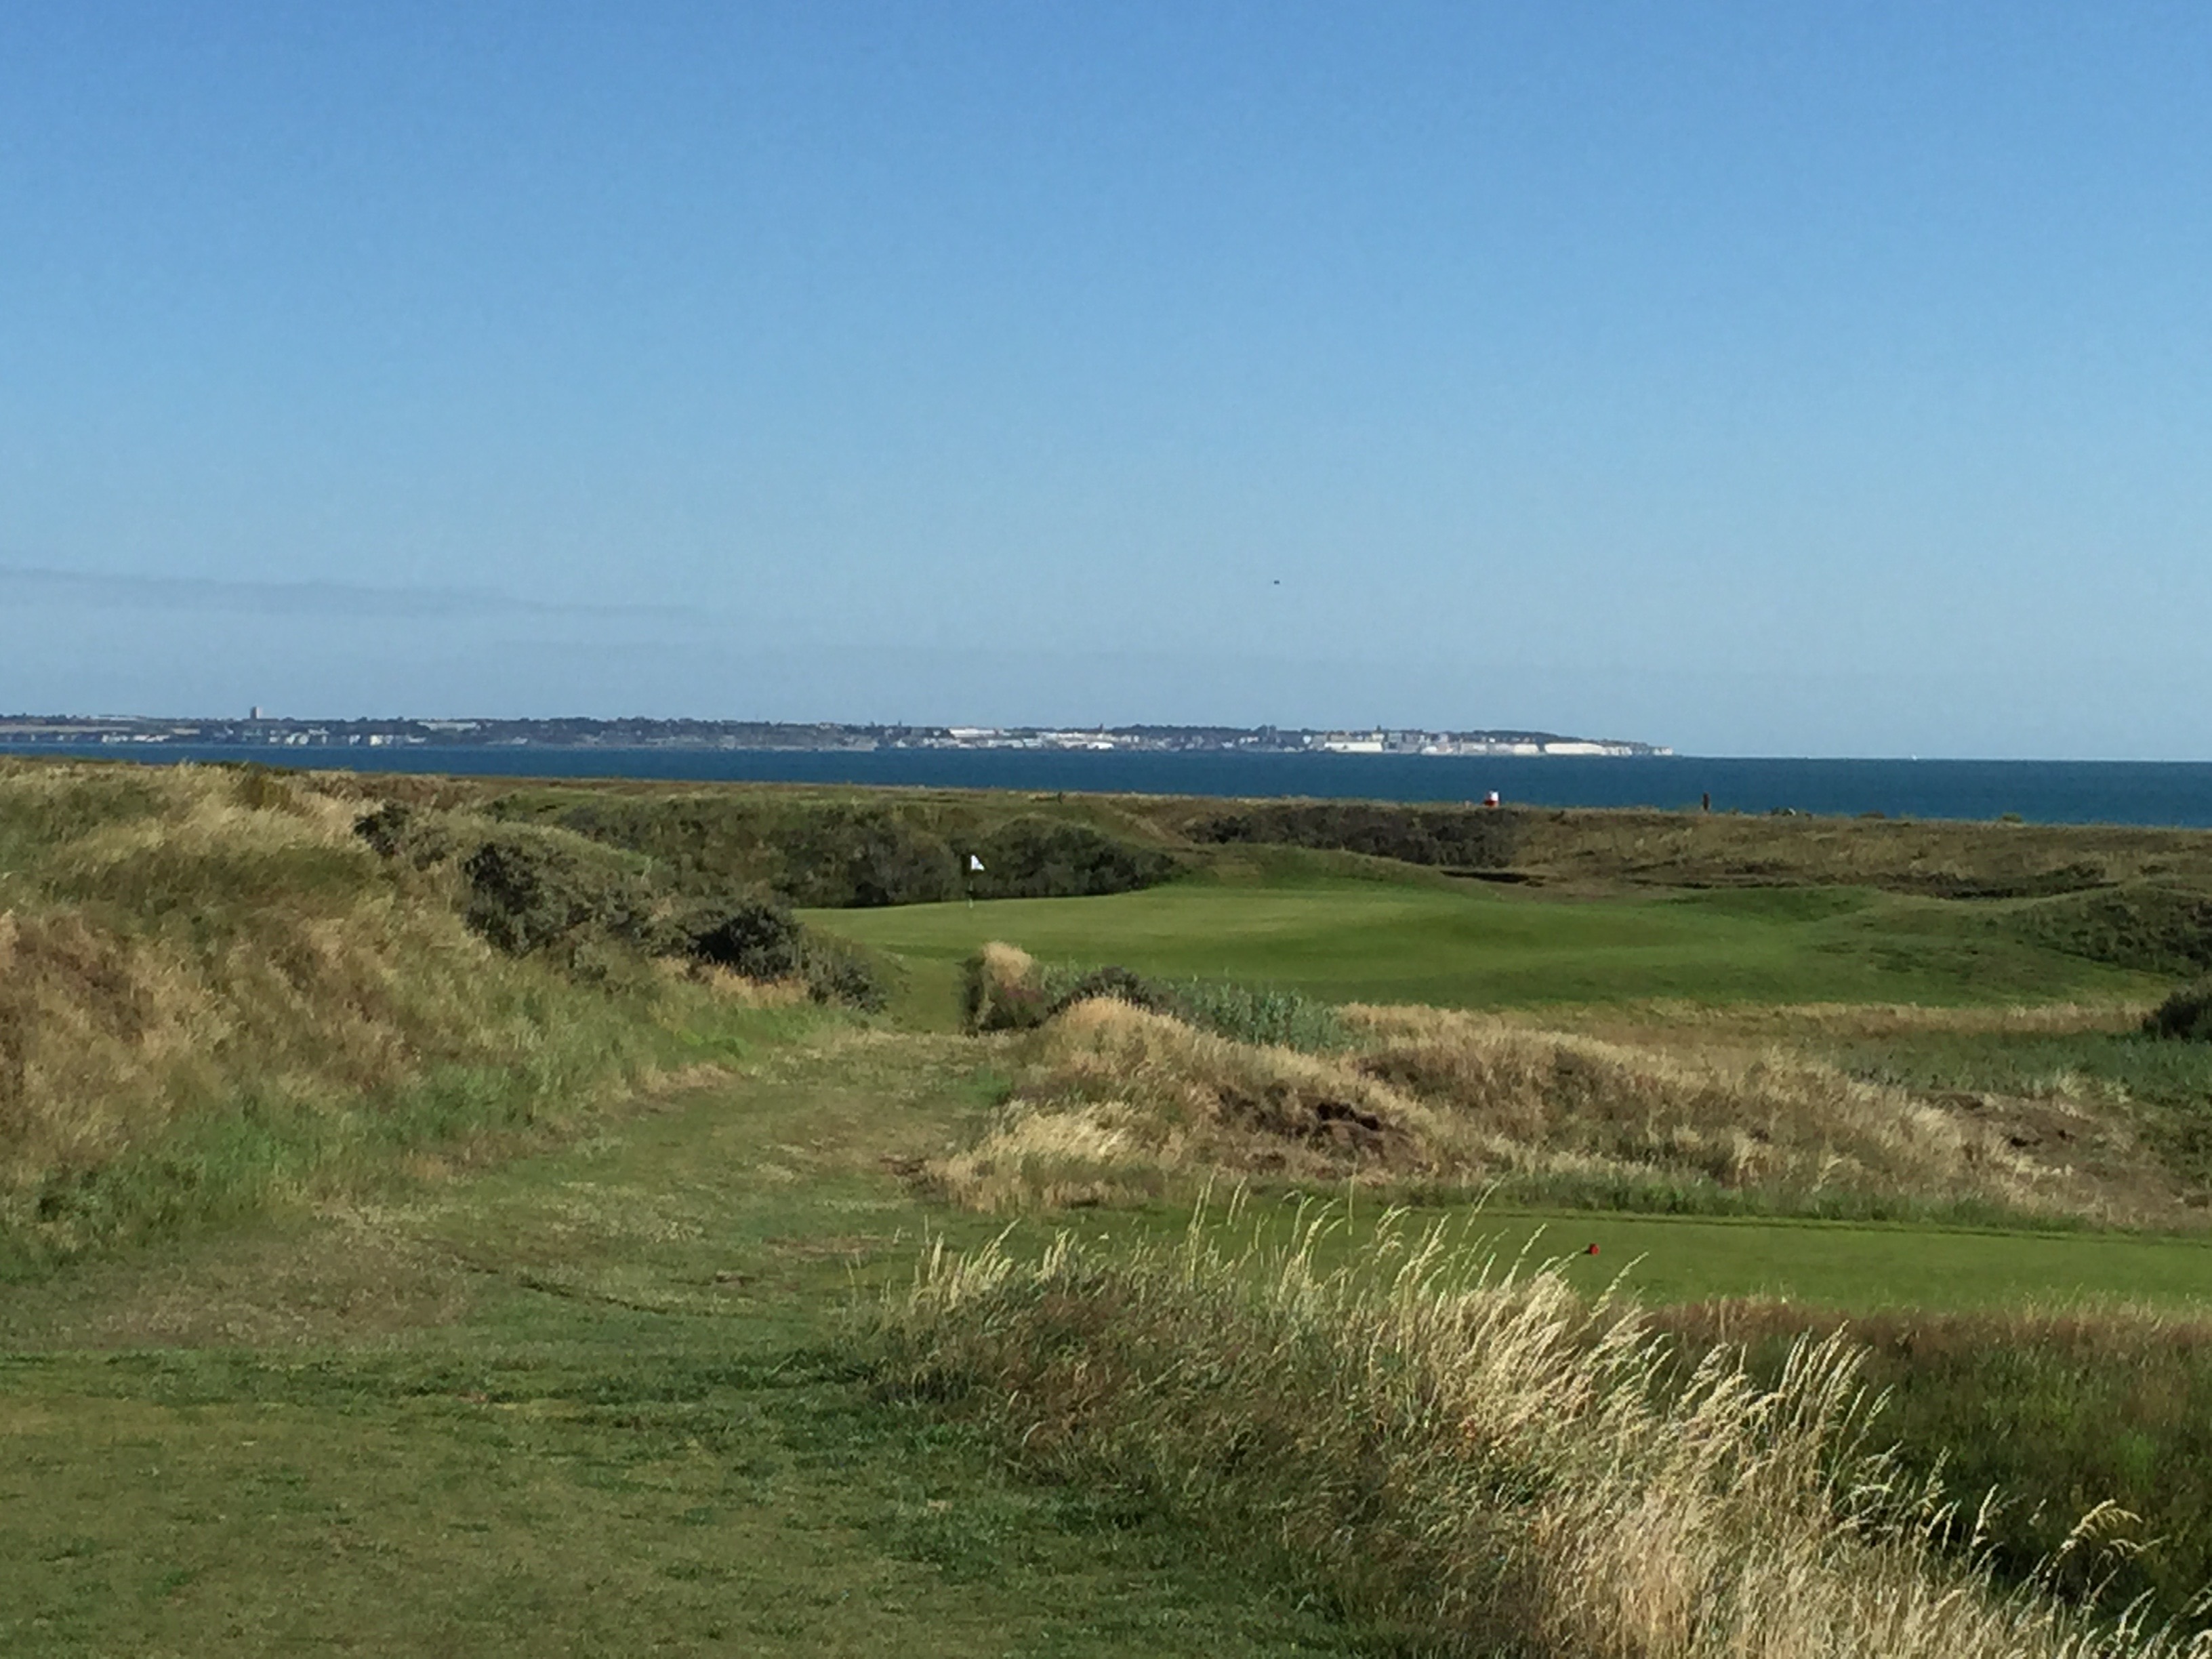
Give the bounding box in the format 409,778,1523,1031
7,761,2212,1654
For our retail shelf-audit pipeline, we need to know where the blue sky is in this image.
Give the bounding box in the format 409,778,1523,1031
3,3,2207,756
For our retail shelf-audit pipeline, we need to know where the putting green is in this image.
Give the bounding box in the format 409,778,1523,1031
811,872,2156,1012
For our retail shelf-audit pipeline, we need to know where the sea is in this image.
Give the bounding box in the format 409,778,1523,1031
12,743,2212,829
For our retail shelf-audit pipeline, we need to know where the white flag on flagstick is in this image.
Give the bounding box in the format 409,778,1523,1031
968,854,985,872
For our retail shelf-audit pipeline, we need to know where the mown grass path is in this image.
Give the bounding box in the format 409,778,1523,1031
0,1037,1370,1657
7,1028,2212,1654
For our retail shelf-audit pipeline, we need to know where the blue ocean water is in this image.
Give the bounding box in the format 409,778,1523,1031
12,742,2212,828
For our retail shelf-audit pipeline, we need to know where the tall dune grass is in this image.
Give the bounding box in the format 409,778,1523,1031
880,1209,2212,1658
1650,1299,2212,1626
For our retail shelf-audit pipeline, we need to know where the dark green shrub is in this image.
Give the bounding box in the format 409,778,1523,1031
460,832,661,959
689,899,805,979
481,790,1181,908
781,806,960,907
1191,801,1520,871
970,818,1181,899
798,937,889,1012
2146,979,2212,1042
352,802,457,868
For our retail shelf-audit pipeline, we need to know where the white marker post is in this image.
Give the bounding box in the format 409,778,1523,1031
967,853,984,907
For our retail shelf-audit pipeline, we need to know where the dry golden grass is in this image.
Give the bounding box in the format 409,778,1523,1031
930,998,2164,1223
1485,997,2154,1049
887,1214,2212,1659
930,997,1442,1207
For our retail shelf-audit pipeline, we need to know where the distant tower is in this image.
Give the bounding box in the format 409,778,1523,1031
250,705,264,720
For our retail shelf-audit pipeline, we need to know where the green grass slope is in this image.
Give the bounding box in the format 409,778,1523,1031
812,865,2165,1014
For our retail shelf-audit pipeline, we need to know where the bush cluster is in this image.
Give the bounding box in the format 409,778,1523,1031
476,792,1183,909
459,831,663,960
354,808,888,1008
968,817,1181,900
1189,800,1520,871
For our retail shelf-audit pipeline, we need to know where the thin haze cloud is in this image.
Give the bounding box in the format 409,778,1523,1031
0,566,692,621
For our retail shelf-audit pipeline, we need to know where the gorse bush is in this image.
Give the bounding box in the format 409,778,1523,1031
689,899,805,979
794,933,892,1012
968,816,1180,899
2146,979,2212,1042
460,830,665,960
879,1213,2211,1658
1189,799,1521,869
478,791,1185,908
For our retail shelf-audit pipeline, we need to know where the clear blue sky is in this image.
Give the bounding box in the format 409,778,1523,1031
3,3,2207,756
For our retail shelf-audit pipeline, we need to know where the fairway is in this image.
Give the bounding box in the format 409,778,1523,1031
811,870,2158,1012
11,1031,2212,1652
1429,1209,2212,1311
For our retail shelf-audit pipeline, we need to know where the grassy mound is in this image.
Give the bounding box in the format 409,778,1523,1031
2015,884,2212,976
880,1216,2198,1658
0,762,838,1267
929,994,2123,1223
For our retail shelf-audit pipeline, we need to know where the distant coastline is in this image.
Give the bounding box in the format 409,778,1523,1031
8,738,2212,828
0,714,1669,758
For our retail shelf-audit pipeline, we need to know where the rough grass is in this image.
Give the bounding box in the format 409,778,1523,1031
2015,886,2212,976
0,762,831,1267
878,1211,2212,1658
1473,807,2212,897
928,997,2171,1225
1652,1300,2212,1629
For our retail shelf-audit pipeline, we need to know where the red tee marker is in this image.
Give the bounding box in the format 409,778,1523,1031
1584,1244,1600,1255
